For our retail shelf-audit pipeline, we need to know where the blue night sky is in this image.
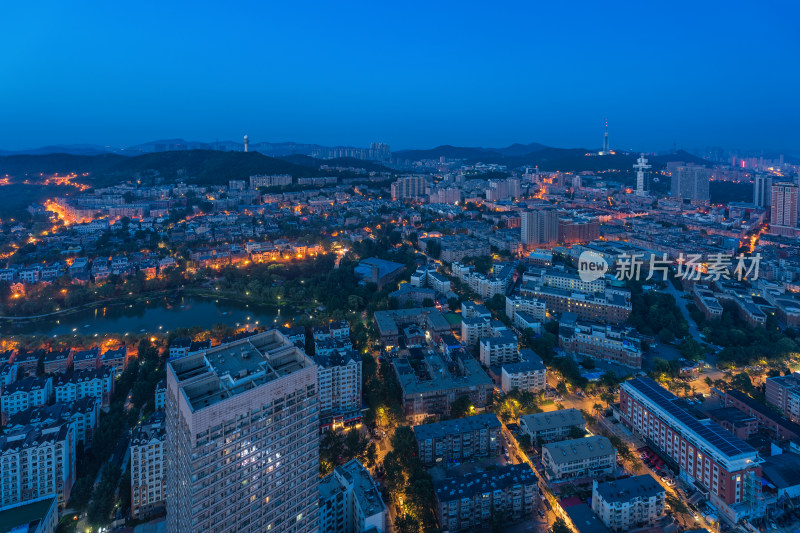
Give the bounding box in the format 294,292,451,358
1,1,798,152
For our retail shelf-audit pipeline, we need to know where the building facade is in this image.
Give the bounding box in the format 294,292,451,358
0,422,76,509
541,436,616,481
131,413,166,519
519,408,586,443
166,330,320,533
619,378,764,520
413,413,502,466
433,463,538,532
318,459,386,533
592,475,665,533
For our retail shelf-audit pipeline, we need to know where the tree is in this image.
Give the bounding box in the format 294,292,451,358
658,328,675,344
450,395,474,419
556,381,568,396
447,296,461,311
553,518,573,533
680,337,705,361
730,372,754,394
568,426,586,439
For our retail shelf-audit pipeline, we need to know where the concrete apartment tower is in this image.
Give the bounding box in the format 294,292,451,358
166,329,320,533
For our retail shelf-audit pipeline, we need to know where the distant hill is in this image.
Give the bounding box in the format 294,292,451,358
0,150,331,188
493,142,550,157
0,144,118,157
394,144,710,173
279,155,393,173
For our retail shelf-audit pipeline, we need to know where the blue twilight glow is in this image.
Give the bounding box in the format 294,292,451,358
1,0,798,151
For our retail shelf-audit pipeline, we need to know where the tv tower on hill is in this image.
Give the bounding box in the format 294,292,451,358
243,134,249,153
634,153,651,196
602,119,609,155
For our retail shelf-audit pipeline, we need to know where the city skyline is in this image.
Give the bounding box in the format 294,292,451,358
2,2,799,152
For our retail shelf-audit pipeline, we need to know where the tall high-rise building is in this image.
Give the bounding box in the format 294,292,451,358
771,182,798,234
521,209,559,248
669,163,710,203
753,174,773,208
633,154,651,196
131,412,166,519
166,330,319,533
391,176,427,200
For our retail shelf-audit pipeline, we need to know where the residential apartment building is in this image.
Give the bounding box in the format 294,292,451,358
558,318,644,369
433,463,538,532
54,367,114,406
373,307,451,348
131,413,166,519
154,379,166,410
41,349,72,374
1,377,52,425
72,348,99,370
723,389,800,441
101,346,127,376
519,408,586,444
166,329,319,533
771,182,798,234
413,413,502,466
0,422,76,509
315,349,362,426
0,362,18,395
461,317,491,346
319,459,387,533
521,209,559,248
524,268,606,295
541,436,616,482
620,378,764,520
390,175,427,200
393,351,494,424
592,475,665,532
766,373,800,423
670,163,710,204
520,285,631,324
479,332,518,367
410,266,451,294
7,397,99,448
0,496,58,533
505,295,547,324
500,349,546,393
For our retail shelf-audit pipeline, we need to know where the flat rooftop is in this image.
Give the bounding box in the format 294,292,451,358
169,329,313,411
543,435,614,463
394,351,493,396
594,474,663,503
0,497,55,533
413,413,501,441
